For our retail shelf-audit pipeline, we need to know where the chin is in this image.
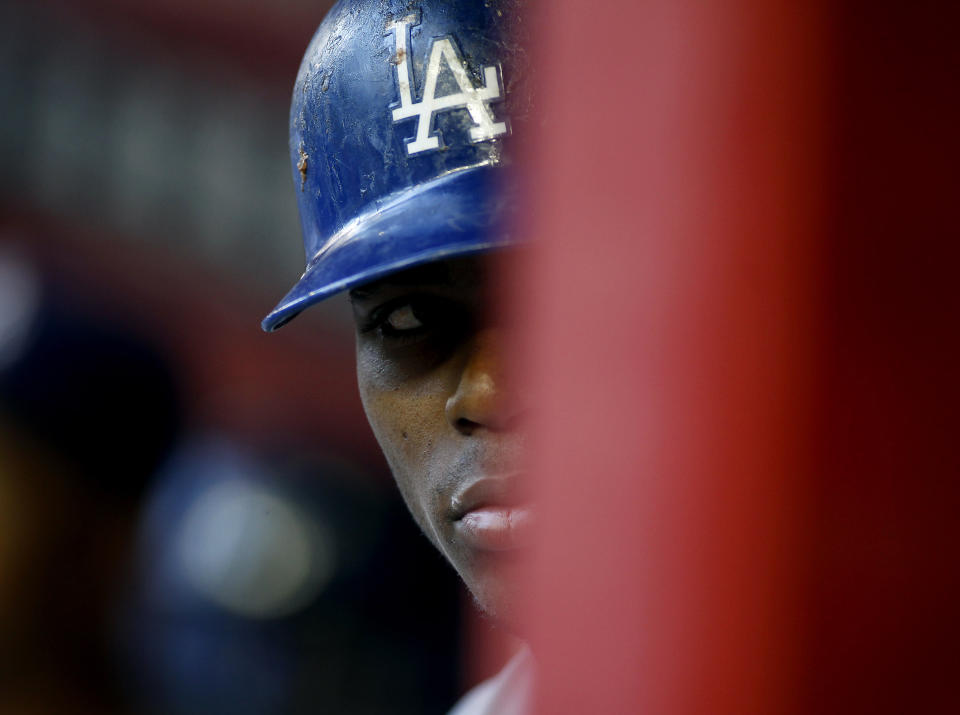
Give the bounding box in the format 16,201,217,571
462,554,528,636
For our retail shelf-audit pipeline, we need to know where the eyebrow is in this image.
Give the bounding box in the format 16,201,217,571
349,262,454,301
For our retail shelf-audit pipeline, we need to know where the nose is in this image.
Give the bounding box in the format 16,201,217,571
445,327,519,434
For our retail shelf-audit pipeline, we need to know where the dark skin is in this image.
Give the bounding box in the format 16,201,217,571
350,255,529,629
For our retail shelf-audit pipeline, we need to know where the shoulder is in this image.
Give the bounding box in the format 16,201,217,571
448,646,534,715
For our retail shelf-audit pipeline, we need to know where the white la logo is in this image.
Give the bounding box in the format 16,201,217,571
387,13,509,156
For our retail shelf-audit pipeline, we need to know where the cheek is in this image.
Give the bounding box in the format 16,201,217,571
360,383,432,465
356,348,451,515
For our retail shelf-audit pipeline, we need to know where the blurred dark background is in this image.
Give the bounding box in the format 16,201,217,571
0,1,507,712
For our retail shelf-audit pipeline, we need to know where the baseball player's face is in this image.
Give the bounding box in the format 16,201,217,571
351,255,530,627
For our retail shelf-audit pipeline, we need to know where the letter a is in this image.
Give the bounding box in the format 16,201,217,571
388,14,508,156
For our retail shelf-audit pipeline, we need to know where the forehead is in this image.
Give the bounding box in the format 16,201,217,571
348,256,486,300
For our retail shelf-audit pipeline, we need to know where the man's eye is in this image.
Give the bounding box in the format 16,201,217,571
384,303,424,332
357,296,464,343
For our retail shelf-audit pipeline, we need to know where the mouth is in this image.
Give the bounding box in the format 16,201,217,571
450,475,533,552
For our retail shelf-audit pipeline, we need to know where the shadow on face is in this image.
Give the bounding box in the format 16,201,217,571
350,254,531,629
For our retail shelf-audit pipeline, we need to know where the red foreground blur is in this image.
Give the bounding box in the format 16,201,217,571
517,1,958,713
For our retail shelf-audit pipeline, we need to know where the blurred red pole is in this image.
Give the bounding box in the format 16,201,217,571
518,0,958,713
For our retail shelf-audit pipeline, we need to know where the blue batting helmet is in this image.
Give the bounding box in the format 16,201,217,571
262,0,525,331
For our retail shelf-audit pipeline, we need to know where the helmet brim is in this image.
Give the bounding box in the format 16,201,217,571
262,165,516,332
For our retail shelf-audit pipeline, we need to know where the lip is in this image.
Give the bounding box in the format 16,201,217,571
450,476,533,551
